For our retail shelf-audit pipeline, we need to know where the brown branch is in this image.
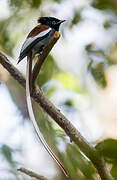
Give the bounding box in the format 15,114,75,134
32,32,60,85
18,168,48,180
0,52,113,180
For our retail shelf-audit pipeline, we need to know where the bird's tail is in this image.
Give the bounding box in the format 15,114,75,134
17,56,23,64
26,59,68,177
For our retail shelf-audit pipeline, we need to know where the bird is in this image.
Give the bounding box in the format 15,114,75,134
18,17,65,92
18,17,68,177
18,17,65,63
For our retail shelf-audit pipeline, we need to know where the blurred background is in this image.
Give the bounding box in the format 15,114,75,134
1,0,117,179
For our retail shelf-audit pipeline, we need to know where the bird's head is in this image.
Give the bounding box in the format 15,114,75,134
38,17,65,31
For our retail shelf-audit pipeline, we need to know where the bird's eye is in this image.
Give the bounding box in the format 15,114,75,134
52,21,56,25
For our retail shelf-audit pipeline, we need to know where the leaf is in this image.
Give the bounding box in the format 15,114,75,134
46,87,57,98
7,78,28,119
0,21,15,56
111,163,117,179
1,145,13,164
86,44,107,88
96,139,117,163
55,72,84,93
9,0,42,9
72,11,81,25
29,0,42,8
34,106,58,149
8,0,22,8
64,145,96,179
104,20,112,29
107,43,117,64
64,99,74,107
36,54,59,87
52,0,63,2
92,0,117,14
88,61,107,88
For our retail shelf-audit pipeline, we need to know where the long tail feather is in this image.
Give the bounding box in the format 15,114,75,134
26,59,68,177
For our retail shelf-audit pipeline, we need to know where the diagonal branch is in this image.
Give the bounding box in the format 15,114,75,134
0,52,113,180
32,31,60,85
18,168,48,180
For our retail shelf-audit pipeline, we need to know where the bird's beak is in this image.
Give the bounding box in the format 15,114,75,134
58,20,66,24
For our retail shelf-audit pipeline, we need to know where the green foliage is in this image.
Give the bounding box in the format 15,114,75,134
64,99,74,107
1,144,14,164
8,0,23,8
96,139,117,163
96,139,117,179
71,10,81,26
92,0,117,14
1,0,117,179
34,106,58,150
27,0,42,8
36,54,59,87
111,164,117,179
8,0,42,9
103,20,112,29
0,144,21,179
63,145,96,179
46,86,57,98
0,21,15,56
86,44,107,88
56,129,66,138
88,61,107,88
52,0,63,3
7,78,28,118
55,72,84,93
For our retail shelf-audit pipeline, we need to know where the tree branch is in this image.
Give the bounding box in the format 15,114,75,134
32,32,60,85
0,52,113,180
18,168,48,180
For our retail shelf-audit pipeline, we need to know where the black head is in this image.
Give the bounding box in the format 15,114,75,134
38,17,65,31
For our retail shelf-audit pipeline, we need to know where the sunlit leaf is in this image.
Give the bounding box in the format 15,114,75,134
55,72,84,93
56,129,66,138
45,86,57,98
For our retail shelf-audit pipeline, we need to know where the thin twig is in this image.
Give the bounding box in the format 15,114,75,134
0,52,113,180
18,168,48,180
32,32,60,85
